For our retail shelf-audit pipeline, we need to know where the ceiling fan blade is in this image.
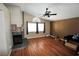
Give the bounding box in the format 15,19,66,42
43,8,57,17
50,13,57,15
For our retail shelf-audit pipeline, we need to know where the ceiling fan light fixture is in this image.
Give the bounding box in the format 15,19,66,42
43,8,57,17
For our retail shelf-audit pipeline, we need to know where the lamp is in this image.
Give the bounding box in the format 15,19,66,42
32,17,41,22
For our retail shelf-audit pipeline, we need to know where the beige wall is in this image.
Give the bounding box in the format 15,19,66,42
0,4,12,55
24,12,50,38
50,17,79,38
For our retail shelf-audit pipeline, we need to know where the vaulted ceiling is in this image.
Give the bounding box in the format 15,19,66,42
5,3,79,21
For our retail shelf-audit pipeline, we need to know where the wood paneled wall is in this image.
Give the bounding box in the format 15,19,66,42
50,17,79,38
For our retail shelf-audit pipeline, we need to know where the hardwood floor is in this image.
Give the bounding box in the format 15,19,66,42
11,36,76,56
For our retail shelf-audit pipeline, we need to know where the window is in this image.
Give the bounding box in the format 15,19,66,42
38,23,44,32
28,22,36,32
27,22,45,34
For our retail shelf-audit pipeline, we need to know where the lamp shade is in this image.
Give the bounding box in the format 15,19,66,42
32,17,41,22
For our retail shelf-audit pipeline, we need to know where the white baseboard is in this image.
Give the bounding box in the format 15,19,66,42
8,49,12,56
50,35,55,38
8,45,13,56
27,35,45,39
27,34,50,39
45,34,50,36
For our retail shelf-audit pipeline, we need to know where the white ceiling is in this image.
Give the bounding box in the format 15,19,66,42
6,3,79,21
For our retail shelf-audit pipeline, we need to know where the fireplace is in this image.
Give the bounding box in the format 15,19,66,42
12,32,22,45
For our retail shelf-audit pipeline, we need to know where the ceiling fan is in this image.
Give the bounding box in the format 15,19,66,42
43,8,57,17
